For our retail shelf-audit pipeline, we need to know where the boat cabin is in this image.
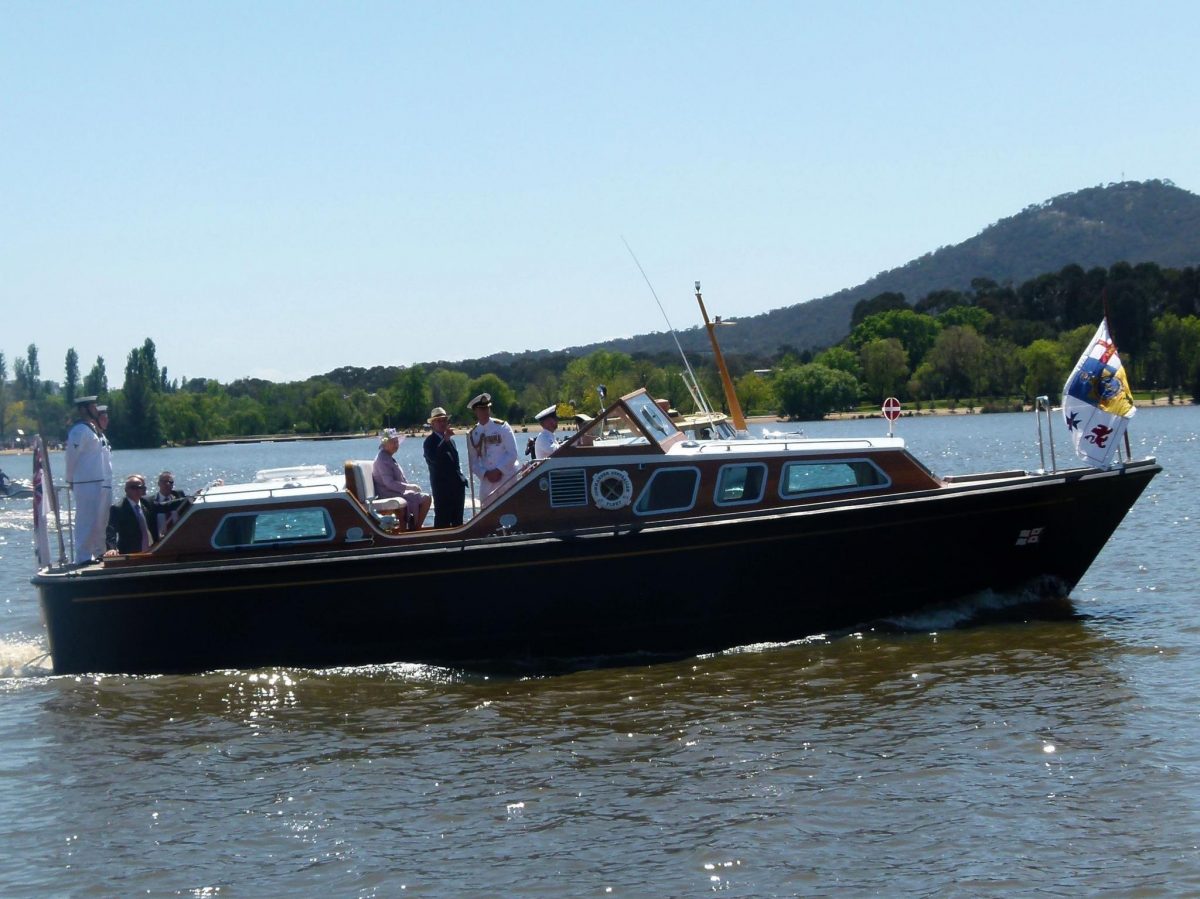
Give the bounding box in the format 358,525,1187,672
93,388,945,570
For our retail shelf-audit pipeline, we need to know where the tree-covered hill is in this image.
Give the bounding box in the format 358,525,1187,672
476,179,1200,363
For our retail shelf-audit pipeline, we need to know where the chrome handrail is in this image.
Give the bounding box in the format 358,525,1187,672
1035,396,1058,473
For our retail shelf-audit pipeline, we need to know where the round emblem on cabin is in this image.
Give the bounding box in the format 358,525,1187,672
591,468,634,510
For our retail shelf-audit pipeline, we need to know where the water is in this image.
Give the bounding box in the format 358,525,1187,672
1,409,1197,896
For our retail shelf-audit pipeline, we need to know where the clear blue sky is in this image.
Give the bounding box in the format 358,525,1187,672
3,1,1197,386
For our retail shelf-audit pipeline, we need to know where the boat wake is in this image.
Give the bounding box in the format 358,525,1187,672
0,636,53,679
709,584,1082,660
874,584,1082,633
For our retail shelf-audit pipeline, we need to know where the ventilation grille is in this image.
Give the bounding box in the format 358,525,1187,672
548,468,588,507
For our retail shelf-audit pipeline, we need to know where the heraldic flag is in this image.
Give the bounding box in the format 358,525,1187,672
1062,318,1137,469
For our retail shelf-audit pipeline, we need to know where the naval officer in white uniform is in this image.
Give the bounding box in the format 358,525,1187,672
64,395,112,562
532,404,561,460
467,393,520,507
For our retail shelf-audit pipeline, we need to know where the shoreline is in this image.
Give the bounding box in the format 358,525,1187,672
0,395,1191,455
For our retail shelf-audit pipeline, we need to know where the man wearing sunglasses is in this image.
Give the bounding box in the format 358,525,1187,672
153,470,187,537
105,474,190,556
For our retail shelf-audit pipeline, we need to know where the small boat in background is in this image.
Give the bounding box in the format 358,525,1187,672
1,479,33,500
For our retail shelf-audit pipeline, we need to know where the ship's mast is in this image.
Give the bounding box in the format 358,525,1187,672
695,281,748,433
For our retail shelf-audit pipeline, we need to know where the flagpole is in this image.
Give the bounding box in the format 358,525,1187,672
36,435,67,565
1102,288,1136,465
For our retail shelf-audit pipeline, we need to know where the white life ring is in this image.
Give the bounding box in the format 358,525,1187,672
591,468,633,510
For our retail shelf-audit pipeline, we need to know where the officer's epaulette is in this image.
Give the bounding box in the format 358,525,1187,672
493,419,507,425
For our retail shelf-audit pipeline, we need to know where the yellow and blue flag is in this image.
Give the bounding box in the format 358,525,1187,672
1062,319,1137,468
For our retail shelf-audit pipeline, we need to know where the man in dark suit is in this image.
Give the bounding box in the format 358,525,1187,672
105,474,189,555
422,407,468,528
152,470,187,538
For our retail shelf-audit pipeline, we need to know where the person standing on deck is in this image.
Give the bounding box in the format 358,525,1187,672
422,407,468,528
467,393,519,507
64,396,111,562
532,404,561,460
152,470,187,537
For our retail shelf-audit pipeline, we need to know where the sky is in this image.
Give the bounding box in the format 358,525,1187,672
3,1,1198,387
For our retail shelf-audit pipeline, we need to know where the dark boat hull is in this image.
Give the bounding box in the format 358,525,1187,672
35,461,1159,675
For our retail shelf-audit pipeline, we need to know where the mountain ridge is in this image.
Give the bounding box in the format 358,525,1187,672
449,179,1200,369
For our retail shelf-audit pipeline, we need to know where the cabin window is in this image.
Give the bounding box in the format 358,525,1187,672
779,459,889,499
715,463,767,506
633,467,700,516
212,507,335,549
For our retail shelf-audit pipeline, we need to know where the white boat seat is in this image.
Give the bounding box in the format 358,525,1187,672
344,460,408,519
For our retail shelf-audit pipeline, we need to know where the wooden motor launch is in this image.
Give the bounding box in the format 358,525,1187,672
31,293,1160,675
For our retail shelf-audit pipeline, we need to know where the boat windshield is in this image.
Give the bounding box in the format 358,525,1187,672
568,391,681,449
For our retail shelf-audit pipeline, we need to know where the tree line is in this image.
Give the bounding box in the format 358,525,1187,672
1,260,1197,450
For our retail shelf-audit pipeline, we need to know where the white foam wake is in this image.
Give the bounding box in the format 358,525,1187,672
0,637,52,678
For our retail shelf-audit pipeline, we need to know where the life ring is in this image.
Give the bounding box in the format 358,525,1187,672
591,468,633,510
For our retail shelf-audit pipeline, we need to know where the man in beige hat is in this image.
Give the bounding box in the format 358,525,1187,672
467,393,519,506
422,407,468,527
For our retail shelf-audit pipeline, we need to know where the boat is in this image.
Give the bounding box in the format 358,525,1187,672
31,384,1160,675
2,479,33,500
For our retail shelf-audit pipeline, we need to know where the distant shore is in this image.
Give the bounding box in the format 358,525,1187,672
820,393,1190,422
0,395,1191,456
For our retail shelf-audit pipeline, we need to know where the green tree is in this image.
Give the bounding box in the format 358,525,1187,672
83,356,108,398
734,371,775,415
914,288,968,316
391,367,431,427
907,360,943,407
307,388,353,434
114,339,164,447
562,351,635,415
463,373,516,420
850,291,908,328
773,364,860,420
938,305,994,334
848,309,940,368
982,338,1026,399
1056,324,1095,368
1152,313,1200,402
813,346,861,380
428,368,471,419
14,344,40,402
925,326,988,403
1020,339,1067,401
859,338,909,403
159,392,209,444
520,370,570,423
64,348,79,405
227,396,268,436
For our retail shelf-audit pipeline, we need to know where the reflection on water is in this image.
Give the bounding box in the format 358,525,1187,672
8,617,1155,895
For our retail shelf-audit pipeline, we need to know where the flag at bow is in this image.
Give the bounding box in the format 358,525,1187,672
32,436,54,567
1062,318,1136,469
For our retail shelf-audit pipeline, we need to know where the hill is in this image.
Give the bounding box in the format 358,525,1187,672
320,179,1200,389
528,179,1200,361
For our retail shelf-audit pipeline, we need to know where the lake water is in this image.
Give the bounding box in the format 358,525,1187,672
1,408,1197,896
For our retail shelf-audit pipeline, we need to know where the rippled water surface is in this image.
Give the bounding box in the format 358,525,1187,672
1,409,1197,896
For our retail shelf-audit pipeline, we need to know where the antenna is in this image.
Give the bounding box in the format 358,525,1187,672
621,238,715,416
